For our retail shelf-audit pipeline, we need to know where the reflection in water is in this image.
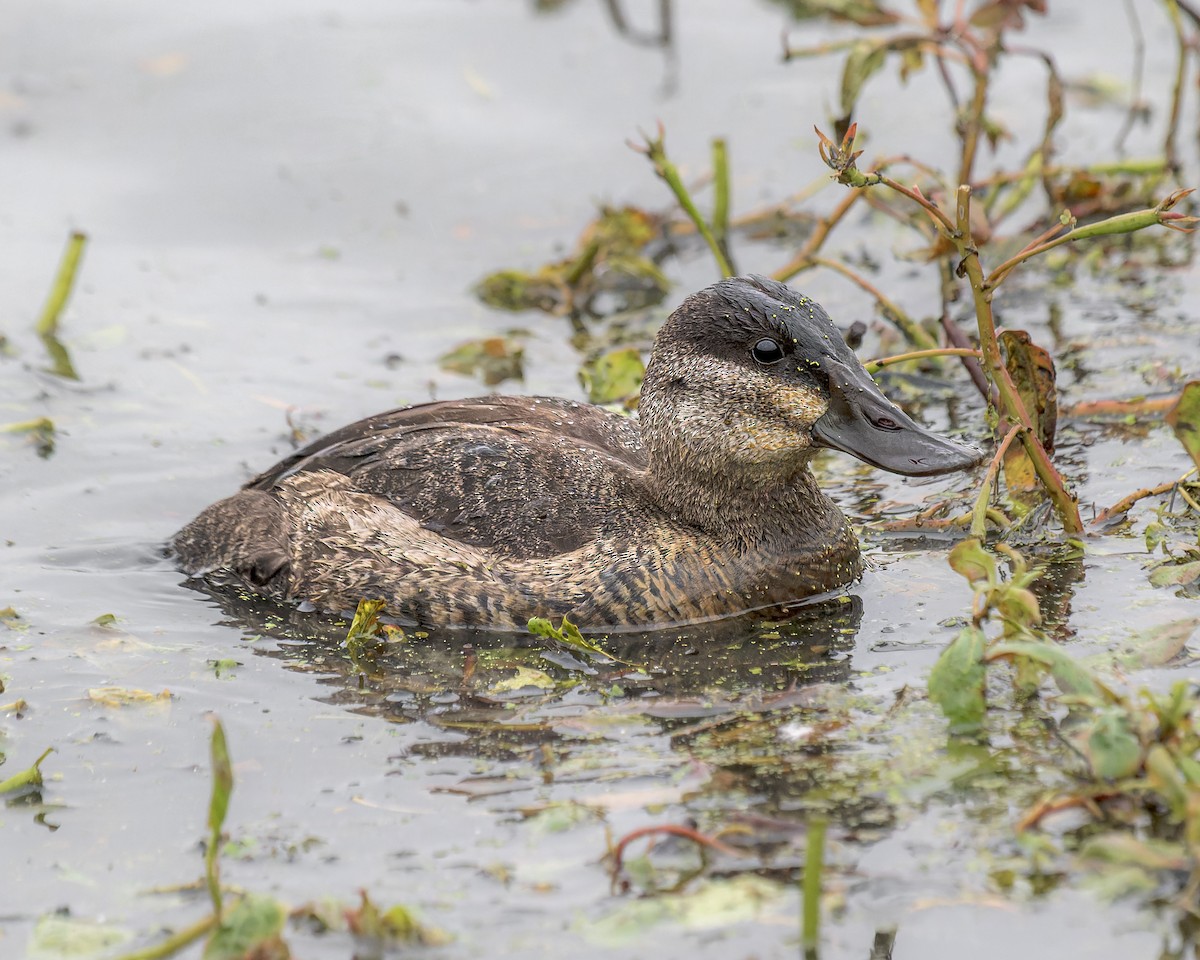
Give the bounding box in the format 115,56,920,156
194,582,863,725
532,0,678,95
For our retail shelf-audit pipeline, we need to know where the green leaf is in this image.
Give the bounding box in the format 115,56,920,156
527,616,642,668
1165,380,1200,472
28,913,130,959
438,335,525,386
1149,561,1200,588
1107,618,1198,670
344,598,386,645
1083,708,1143,781
344,891,449,946
208,720,233,837
839,40,888,117
489,666,557,694
928,626,987,733
578,346,645,406
0,746,53,795
206,717,234,917
995,586,1041,629
579,874,782,946
987,640,1112,704
947,538,996,587
203,895,286,960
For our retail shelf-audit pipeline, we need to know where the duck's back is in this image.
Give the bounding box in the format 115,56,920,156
174,396,651,601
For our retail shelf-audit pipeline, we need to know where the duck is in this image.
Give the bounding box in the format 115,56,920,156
173,275,981,628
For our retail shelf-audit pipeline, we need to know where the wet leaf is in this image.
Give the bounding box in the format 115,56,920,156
1083,708,1143,781
28,913,130,959
580,874,782,945
0,417,56,457
987,640,1110,704
1149,560,1200,588
344,890,449,946
208,658,242,679
1107,618,1197,669
579,346,645,406
438,335,525,386
489,666,556,694
203,894,287,960
928,626,987,733
995,586,1041,629
475,206,668,316
87,687,171,708
840,40,888,117
1165,381,1200,472
475,268,562,312
1002,442,1039,495
90,613,117,627
344,598,387,663
947,538,997,586
0,747,53,796
1001,331,1057,451
528,616,641,668
206,721,234,850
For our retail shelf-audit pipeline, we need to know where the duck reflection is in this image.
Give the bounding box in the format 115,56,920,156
188,582,862,729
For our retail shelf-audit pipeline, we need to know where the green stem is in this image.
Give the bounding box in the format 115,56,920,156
35,232,87,337
640,129,734,278
1163,0,1185,171
110,913,219,960
987,199,1195,289
970,427,1021,537
711,138,730,247
953,186,1083,534
958,61,990,187
802,816,827,959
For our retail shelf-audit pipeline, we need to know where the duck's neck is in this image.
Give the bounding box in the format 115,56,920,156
644,456,850,549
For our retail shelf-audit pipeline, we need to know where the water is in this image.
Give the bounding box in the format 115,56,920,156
2,2,1198,957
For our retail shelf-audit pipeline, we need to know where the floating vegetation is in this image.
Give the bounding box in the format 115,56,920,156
577,345,645,406
0,746,54,798
475,205,671,317
0,416,56,458
438,332,526,385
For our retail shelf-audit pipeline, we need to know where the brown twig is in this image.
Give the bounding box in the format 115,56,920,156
1092,468,1199,526
608,823,745,884
1016,792,1110,832
865,346,981,373
772,189,863,282
1063,395,1179,418
809,256,939,350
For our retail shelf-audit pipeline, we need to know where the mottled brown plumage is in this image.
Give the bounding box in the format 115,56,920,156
174,275,980,627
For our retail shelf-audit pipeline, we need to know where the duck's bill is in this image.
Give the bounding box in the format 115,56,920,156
811,358,983,477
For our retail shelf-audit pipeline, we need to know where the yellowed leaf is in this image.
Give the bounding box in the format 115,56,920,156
87,686,172,708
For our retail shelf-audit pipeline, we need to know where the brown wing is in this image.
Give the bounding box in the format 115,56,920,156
245,396,648,559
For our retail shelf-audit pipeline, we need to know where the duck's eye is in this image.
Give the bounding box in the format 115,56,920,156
751,337,785,365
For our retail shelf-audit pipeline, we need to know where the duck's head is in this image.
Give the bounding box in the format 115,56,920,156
640,274,982,481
